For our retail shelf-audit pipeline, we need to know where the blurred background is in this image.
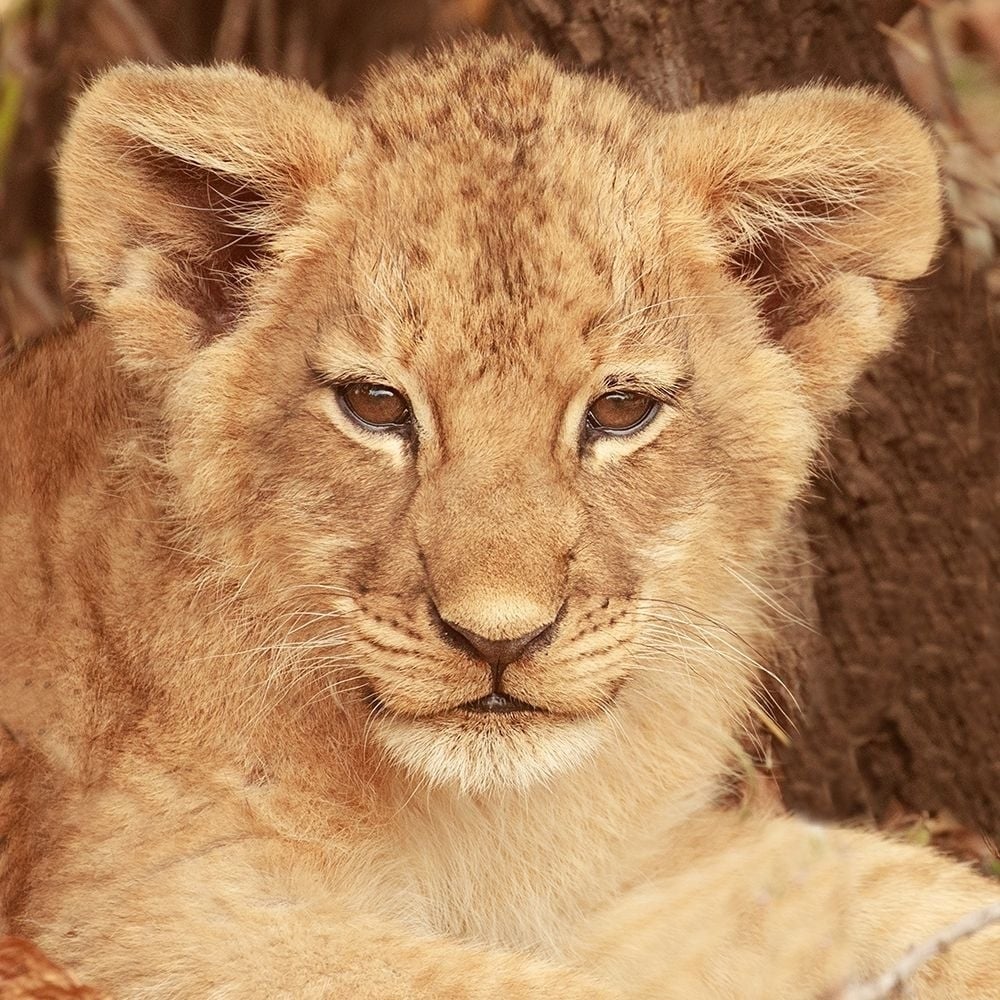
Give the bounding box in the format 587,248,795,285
1,0,997,870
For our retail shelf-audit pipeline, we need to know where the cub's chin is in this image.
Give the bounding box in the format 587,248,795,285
373,709,610,795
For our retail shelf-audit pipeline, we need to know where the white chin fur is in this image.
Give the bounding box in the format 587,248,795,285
374,712,609,795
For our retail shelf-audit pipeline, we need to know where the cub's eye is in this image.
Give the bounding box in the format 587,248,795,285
586,391,659,437
338,383,412,432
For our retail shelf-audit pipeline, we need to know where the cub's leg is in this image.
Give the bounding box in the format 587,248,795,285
15,777,614,1000
579,810,999,999
29,846,616,999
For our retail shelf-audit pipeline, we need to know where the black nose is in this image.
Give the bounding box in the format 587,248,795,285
440,619,555,669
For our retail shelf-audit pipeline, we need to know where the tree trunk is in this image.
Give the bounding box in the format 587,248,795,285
508,0,1000,836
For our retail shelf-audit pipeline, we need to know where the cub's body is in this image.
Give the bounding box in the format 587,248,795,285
0,40,996,999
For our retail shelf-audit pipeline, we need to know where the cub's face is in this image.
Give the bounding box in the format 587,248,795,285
185,162,814,791
59,43,941,792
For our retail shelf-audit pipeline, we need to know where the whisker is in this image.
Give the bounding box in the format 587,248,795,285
723,564,814,632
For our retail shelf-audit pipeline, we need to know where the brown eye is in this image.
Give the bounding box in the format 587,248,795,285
339,383,412,432
586,391,659,436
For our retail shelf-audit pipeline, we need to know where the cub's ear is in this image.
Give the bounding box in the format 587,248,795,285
58,64,351,367
667,87,943,414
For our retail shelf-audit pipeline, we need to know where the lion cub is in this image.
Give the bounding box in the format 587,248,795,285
0,37,996,1000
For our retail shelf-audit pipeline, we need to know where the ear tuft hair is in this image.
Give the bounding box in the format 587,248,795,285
666,87,943,414
58,64,352,348
669,86,943,297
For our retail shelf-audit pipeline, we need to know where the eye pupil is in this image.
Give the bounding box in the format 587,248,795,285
587,391,657,435
340,382,411,430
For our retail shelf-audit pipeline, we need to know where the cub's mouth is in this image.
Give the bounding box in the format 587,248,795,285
458,692,544,715
363,685,548,720
360,672,626,727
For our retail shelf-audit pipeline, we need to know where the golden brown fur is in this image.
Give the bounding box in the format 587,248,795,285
1,38,996,998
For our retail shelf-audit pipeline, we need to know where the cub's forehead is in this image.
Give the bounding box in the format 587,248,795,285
328,185,692,390
325,44,694,377
347,38,664,254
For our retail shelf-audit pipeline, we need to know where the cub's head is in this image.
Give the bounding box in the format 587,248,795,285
59,41,941,793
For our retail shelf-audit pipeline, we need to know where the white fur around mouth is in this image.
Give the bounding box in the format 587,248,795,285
373,708,610,794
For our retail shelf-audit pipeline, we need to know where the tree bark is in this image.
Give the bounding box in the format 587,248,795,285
509,0,1000,835
507,0,890,109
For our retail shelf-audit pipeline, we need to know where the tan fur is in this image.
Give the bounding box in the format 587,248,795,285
1,38,996,999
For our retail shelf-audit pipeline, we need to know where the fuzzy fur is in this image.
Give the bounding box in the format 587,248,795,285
1,38,996,999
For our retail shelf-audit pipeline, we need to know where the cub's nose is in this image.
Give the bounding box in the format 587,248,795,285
439,618,555,669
